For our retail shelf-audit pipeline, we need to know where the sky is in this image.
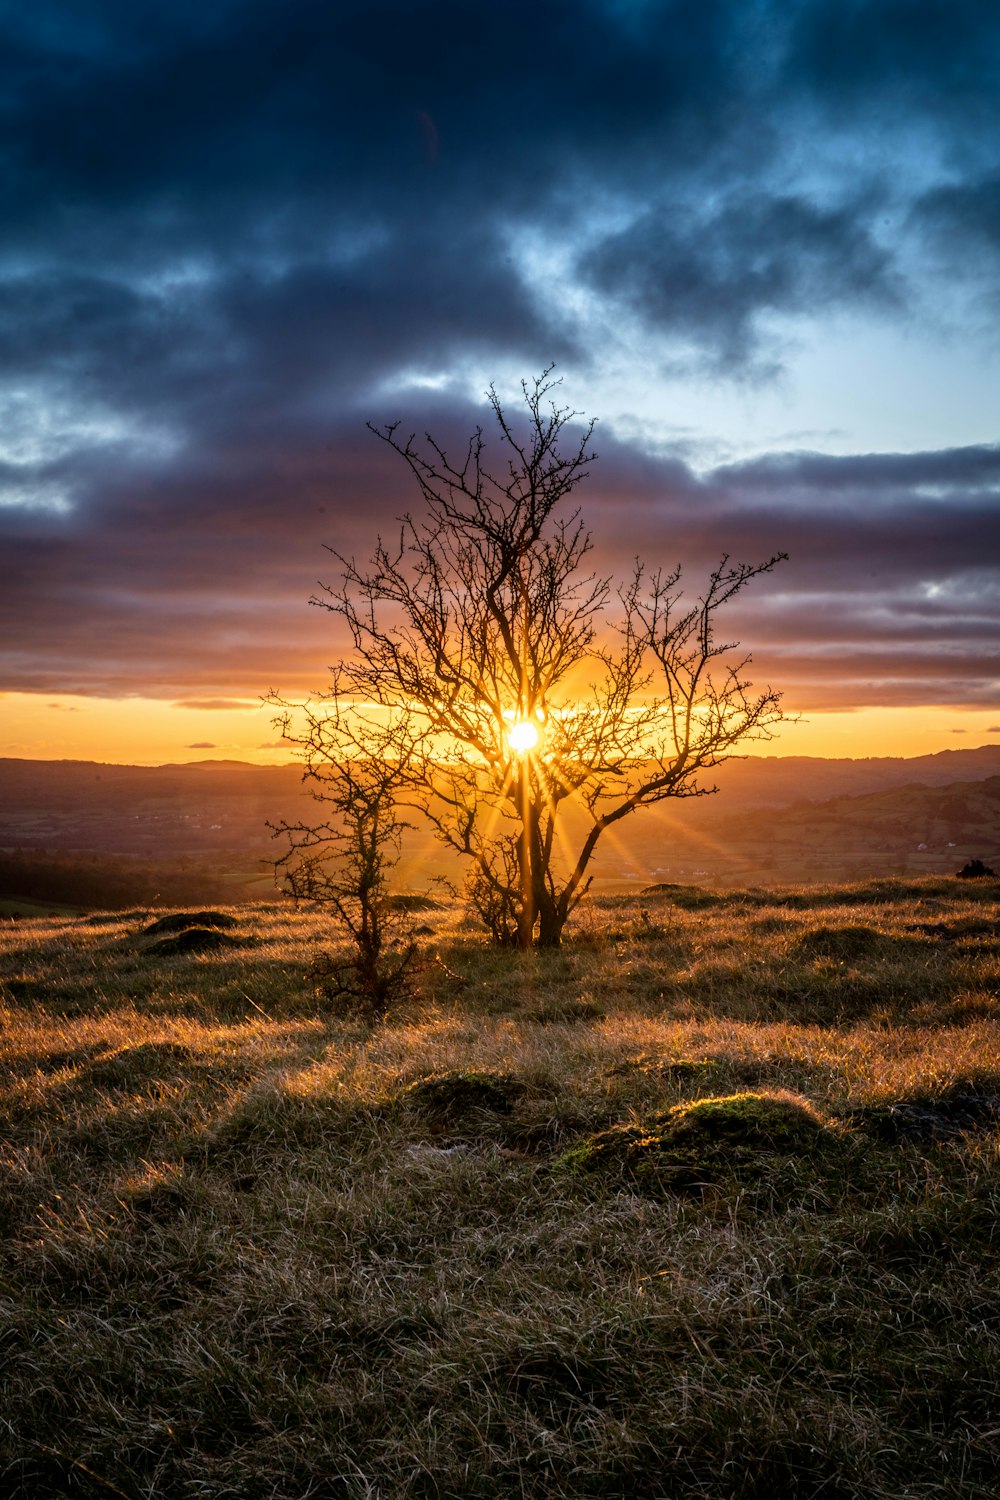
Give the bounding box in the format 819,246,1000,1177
2,0,1000,764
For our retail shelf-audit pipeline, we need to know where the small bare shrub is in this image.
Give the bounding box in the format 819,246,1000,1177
269,681,422,1019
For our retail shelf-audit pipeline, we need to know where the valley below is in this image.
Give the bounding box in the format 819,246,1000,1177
3,746,1000,913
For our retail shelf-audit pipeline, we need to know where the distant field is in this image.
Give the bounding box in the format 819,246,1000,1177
0,896,84,919
3,878,1000,1497
4,752,1000,900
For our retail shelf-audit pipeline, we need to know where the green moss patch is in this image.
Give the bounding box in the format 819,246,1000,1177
557,1092,844,1201
667,1091,830,1145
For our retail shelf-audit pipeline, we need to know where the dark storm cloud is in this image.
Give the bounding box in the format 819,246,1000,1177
2,0,999,712
4,396,998,710
912,173,1000,305
714,445,1000,499
0,0,746,210
577,438,1000,710
579,192,899,371
785,0,1000,121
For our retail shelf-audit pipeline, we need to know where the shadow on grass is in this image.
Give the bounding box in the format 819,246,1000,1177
850,1074,1000,1144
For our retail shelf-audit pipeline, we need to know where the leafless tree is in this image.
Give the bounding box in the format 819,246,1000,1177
268,678,423,1015
299,368,785,948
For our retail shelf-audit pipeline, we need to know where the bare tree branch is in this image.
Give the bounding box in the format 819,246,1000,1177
285,370,786,948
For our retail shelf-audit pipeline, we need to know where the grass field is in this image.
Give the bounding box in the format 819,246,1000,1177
3,878,1000,1498
0,896,85,920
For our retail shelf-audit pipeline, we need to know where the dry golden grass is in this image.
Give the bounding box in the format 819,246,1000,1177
2,878,1000,1497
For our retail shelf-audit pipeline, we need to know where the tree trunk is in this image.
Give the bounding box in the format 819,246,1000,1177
536,894,564,948
516,780,537,949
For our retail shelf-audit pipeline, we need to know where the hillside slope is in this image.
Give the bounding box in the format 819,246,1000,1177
3,748,1000,898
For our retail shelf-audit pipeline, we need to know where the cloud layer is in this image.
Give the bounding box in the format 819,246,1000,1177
2,0,999,715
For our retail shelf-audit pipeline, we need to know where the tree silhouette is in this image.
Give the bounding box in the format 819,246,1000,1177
293,369,785,948
269,677,423,1014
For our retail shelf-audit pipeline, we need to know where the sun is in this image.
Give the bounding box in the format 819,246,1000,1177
507,718,540,755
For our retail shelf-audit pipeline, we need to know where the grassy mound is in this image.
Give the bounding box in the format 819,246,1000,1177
399,1070,525,1125
148,926,241,956
558,1091,843,1201
640,882,724,909
142,910,240,936
385,893,443,912
793,924,891,961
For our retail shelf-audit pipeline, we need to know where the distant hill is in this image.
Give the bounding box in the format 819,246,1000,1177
646,774,1000,885
681,744,1000,808
0,757,306,856
3,747,1000,898
0,758,307,908
4,743,1000,820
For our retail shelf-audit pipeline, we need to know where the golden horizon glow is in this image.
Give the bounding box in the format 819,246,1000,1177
1,691,999,766
0,692,288,766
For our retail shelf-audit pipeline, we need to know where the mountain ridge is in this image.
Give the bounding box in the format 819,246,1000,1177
3,747,1000,892
4,742,1000,806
